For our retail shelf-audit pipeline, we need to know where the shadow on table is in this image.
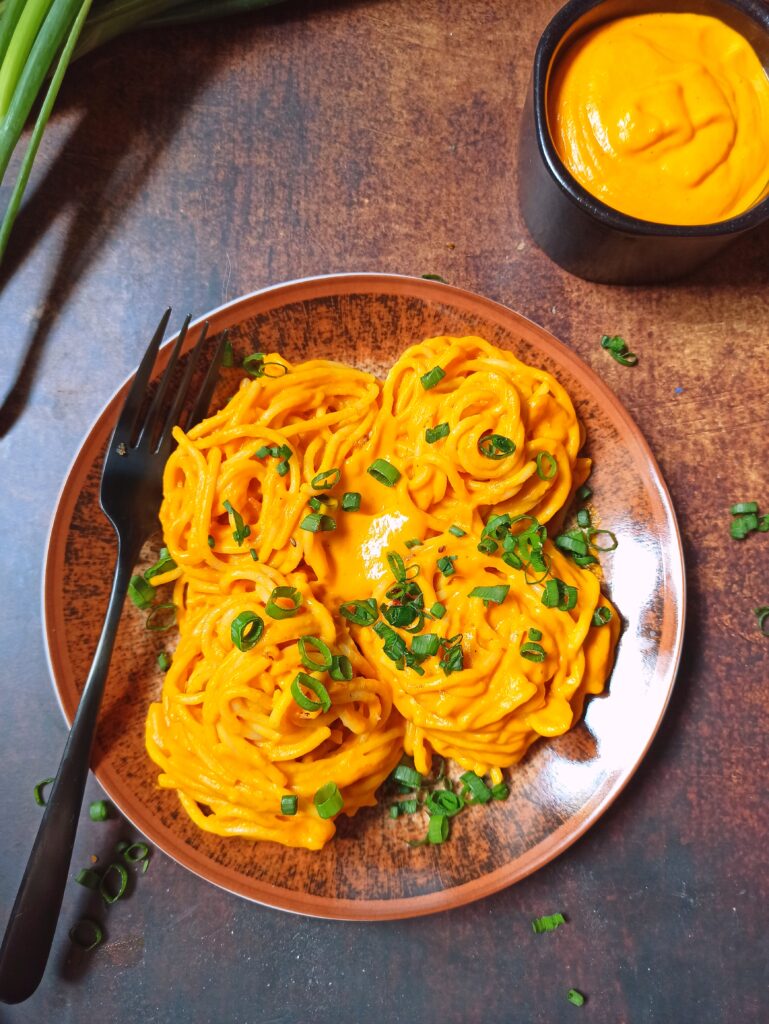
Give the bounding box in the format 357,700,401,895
0,32,222,437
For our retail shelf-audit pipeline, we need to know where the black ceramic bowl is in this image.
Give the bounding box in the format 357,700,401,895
518,0,769,284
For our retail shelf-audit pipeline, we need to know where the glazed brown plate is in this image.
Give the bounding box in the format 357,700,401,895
44,274,685,920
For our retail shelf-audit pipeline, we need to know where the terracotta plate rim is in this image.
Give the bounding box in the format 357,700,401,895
42,272,686,920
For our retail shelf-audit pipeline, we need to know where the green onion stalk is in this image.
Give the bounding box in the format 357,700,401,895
0,0,285,267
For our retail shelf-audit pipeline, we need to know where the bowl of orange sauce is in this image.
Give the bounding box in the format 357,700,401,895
518,0,769,283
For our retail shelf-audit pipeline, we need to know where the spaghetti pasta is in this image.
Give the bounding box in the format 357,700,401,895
145,336,619,849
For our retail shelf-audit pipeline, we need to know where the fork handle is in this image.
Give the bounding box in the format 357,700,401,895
0,539,140,1004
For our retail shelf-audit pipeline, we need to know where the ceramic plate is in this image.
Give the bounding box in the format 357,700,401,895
44,274,685,919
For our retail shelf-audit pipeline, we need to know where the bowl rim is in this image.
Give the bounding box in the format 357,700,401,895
532,0,769,237
42,272,687,920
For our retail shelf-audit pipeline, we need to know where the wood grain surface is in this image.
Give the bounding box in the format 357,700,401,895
0,1,767,1022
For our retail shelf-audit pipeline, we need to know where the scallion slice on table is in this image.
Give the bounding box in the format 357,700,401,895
33,777,54,806
88,800,110,822
531,912,566,933
68,918,102,951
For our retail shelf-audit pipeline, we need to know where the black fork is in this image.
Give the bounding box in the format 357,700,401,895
0,310,227,1005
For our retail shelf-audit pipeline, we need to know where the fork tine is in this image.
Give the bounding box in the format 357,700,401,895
183,328,229,432
135,314,191,449
112,308,172,444
156,320,210,449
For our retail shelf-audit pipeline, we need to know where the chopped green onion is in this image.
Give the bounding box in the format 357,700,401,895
520,641,546,662
389,804,400,819
731,514,759,539
560,584,578,611
393,764,422,788
280,795,298,816
542,579,562,608
339,598,379,626
567,989,585,1007
460,771,492,804
399,798,419,814
437,555,457,576
420,366,445,390
145,603,176,632
300,512,336,533
532,912,566,933
33,777,55,806
601,334,638,366
207,535,215,548
576,508,591,528
576,484,592,501
731,501,758,515
290,673,331,713
405,538,423,549
477,538,498,555
122,842,149,864
753,606,769,636
75,868,100,890
157,651,171,671
223,500,251,545
592,606,613,627
468,584,509,606
314,782,343,819
448,524,466,537
99,863,128,905
555,533,589,556
144,548,177,580
329,655,354,681
265,586,303,619
535,451,557,480
439,641,464,675
242,353,288,378
298,635,333,672
249,549,259,562
231,611,264,652
425,789,464,817
491,782,509,800
311,468,340,490
387,550,407,582
427,813,449,844
89,800,110,822
478,433,516,459
421,273,447,282
411,633,440,659
276,459,290,476
758,515,769,533
589,529,618,551
128,575,155,610
528,627,543,642
384,603,418,628
430,602,446,619
425,423,450,444
68,919,103,951
367,458,401,487
572,552,598,567
341,492,361,511
221,338,234,367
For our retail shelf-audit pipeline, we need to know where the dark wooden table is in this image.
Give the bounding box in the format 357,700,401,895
1,2,767,1022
